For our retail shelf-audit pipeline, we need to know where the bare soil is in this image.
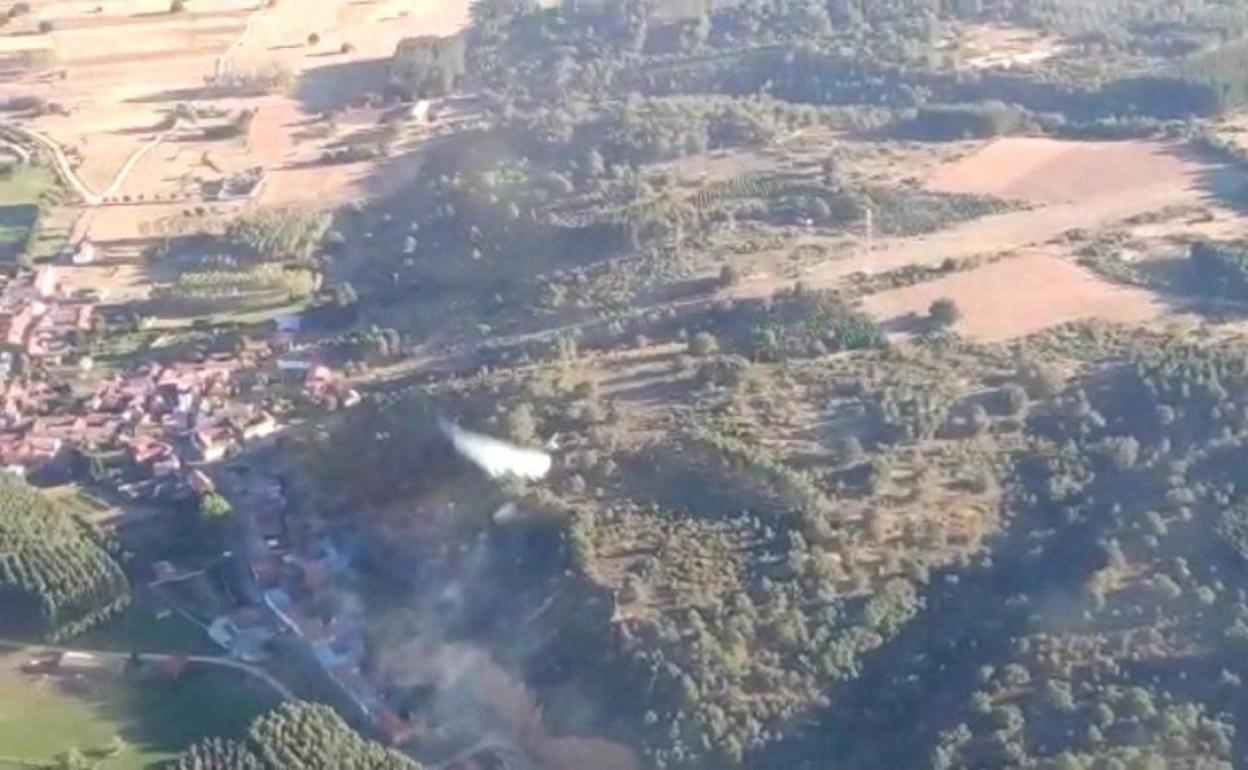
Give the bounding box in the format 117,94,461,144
862,251,1165,342
720,137,1245,341
4,0,472,242
926,138,1213,205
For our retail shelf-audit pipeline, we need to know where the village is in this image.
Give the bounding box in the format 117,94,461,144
0,0,534,757
0,251,455,757
0,258,357,496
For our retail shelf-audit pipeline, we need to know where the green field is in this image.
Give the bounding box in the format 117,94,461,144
0,651,278,770
76,593,218,657
0,165,56,264
0,165,54,207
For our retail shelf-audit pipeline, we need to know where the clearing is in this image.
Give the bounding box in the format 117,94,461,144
944,24,1067,72
925,137,1215,206
862,251,1166,342
0,648,276,769
727,137,1244,341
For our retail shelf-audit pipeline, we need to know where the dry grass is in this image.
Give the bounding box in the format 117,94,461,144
863,251,1165,342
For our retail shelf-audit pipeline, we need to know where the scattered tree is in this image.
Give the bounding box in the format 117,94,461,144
688,331,719,356
929,297,961,328
199,492,234,521
505,403,540,445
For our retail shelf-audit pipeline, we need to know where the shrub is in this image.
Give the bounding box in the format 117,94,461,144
205,64,293,96
170,0,186,12
199,492,234,520
689,331,719,356
1191,240,1248,298
908,102,1029,140
747,288,883,360
505,403,540,445
929,297,961,327
831,436,865,465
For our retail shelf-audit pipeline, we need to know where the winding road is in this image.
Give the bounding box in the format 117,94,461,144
1,121,180,207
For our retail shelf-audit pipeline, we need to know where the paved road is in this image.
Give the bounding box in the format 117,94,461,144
0,638,296,700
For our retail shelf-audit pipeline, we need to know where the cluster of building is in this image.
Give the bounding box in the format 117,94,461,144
254,534,421,746
0,324,360,500
0,266,94,366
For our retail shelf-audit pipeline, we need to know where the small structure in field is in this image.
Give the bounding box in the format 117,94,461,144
70,239,96,265
408,99,432,123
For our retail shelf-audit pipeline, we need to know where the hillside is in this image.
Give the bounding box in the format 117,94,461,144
12,0,1248,768
292,2,1248,768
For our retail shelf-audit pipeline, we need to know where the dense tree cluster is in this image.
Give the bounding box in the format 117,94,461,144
743,286,884,359
1003,0,1248,38
1190,240,1248,299
389,34,467,98
0,475,129,641
225,207,332,264
290,394,503,522
907,101,1031,139
167,702,420,770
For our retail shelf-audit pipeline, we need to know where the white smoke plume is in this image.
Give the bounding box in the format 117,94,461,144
439,420,552,481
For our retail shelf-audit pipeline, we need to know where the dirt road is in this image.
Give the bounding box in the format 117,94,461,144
0,638,295,700
2,121,179,206
735,175,1235,301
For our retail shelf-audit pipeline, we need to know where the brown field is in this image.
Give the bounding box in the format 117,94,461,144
3,0,472,243
719,137,1247,341
926,138,1212,205
731,137,1235,292
862,251,1165,342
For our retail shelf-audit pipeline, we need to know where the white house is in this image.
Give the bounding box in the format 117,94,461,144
34,266,57,298
71,240,96,265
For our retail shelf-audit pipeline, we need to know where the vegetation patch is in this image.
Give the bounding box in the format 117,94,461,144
0,476,130,642
170,701,418,770
0,164,55,266
0,652,276,770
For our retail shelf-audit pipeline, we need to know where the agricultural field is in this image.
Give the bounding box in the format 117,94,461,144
0,0,473,325
0,649,276,770
862,251,1166,341
0,163,55,264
